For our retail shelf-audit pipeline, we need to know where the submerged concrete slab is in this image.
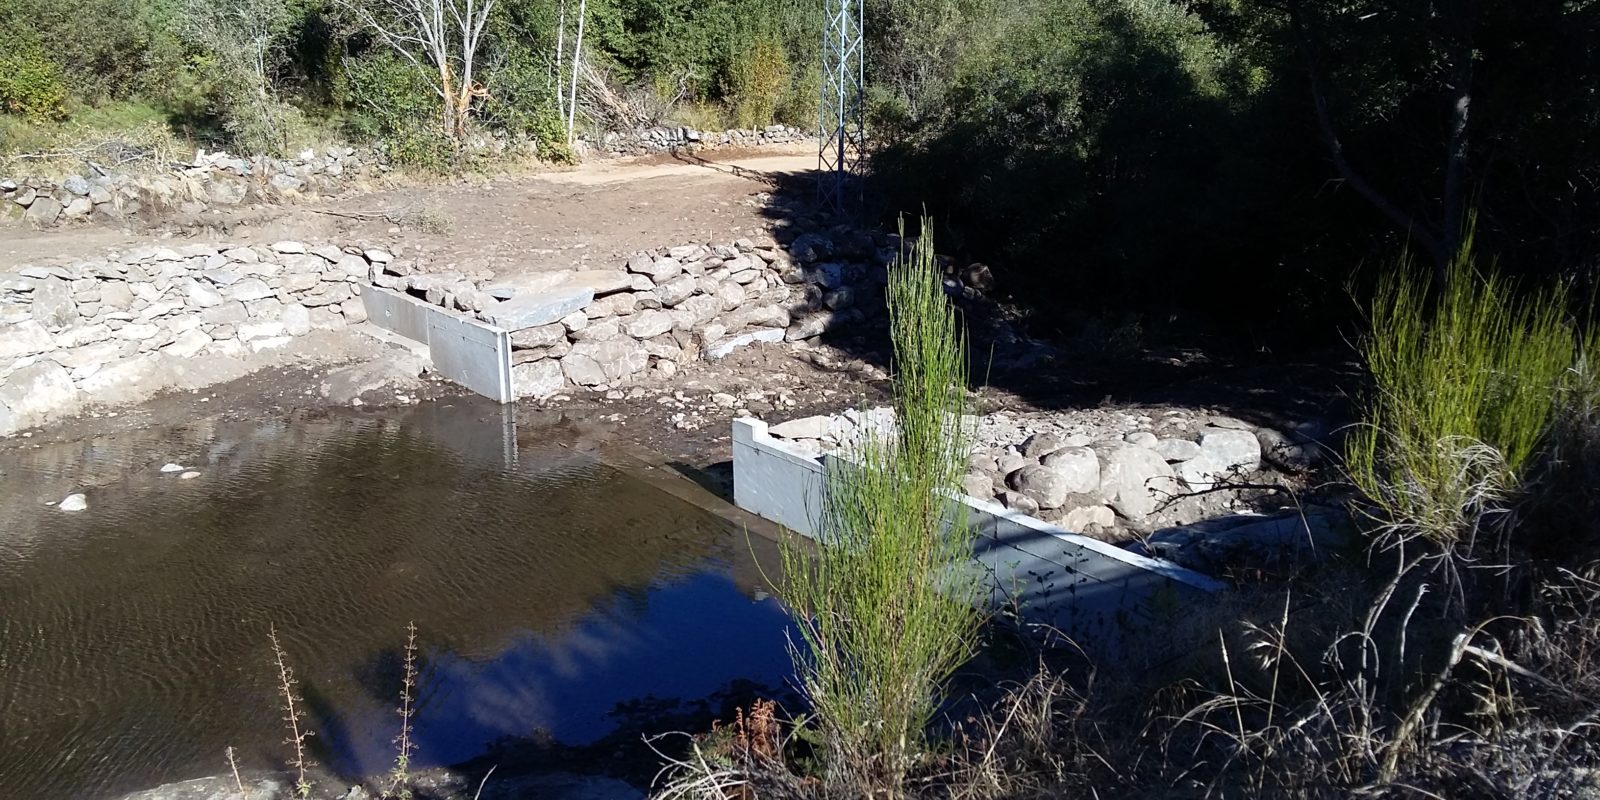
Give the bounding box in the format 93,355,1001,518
362,285,513,402
478,286,594,330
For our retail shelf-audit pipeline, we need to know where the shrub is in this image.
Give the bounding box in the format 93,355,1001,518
343,52,455,170
0,21,69,122
1346,234,1577,551
725,36,789,129
780,219,983,791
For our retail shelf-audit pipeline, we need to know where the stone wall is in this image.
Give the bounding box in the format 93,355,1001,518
0,241,379,434
1,147,371,228
593,124,810,157
369,232,889,400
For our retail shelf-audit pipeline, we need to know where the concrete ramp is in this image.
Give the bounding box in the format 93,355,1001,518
361,285,514,402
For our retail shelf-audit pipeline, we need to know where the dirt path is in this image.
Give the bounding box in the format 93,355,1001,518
0,146,818,274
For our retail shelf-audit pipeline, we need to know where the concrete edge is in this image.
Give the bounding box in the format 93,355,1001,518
731,416,1224,593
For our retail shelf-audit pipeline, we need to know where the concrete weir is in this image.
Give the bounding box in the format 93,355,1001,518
731,417,1225,657
361,285,514,402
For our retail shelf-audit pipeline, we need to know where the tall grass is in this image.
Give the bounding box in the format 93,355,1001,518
1346,231,1576,551
779,217,983,793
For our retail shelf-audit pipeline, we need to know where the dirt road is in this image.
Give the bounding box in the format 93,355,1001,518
0,146,819,273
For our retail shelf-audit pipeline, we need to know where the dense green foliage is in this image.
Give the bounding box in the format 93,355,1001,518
870,0,1600,340
0,0,820,162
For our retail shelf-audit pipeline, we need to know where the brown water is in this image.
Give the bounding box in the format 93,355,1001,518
0,400,793,799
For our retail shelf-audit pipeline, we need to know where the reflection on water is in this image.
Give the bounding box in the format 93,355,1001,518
0,400,793,799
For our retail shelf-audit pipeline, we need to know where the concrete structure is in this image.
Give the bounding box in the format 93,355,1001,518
362,285,513,403
732,417,1225,658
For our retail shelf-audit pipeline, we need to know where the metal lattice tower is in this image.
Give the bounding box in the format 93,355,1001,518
819,0,865,218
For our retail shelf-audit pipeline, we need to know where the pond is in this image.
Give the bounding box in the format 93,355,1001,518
0,400,795,799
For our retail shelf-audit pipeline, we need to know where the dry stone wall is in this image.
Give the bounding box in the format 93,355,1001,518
1,148,371,228
369,232,891,400
0,241,379,434
594,125,810,157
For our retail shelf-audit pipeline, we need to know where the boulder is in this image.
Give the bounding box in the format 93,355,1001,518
1040,446,1101,494
962,472,997,500
180,278,224,308
1124,431,1159,448
570,318,621,342
319,352,427,404
281,304,312,336
1020,432,1067,459
30,277,77,329
654,274,697,307
703,328,783,359
0,361,81,431
769,414,834,440
0,320,53,359
512,360,567,399
715,281,746,312
623,309,675,340
1096,442,1181,521
562,339,648,386
1061,505,1116,535
1153,438,1202,462
510,323,567,349
1179,427,1264,490
1009,464,1073,510
478,287,593,330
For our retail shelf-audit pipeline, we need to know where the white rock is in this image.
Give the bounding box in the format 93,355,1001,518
281,305,312,336
512,360,566,399
769,415,833,440
160,463,186,473
270,241,307,254
1040,446,1100,494
1154,438,1202,462
1061,505,1115,532
179,471,201,480
1096,442,1181,521
58,493,87,512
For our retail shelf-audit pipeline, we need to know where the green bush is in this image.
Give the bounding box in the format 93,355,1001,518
725,36,789,129
1347,234,1577,550
0,49,69,121
343,52,455,170
482,38,574,163
780,219,983,791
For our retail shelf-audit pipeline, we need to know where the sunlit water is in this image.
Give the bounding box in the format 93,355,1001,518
0,401,794,799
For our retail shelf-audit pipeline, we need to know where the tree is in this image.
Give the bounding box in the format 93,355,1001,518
341,0,497,141
184,0,300,154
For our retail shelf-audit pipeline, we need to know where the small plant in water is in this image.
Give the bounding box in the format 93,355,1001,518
269,625,316,799
225,746,249,800
386,621,420,800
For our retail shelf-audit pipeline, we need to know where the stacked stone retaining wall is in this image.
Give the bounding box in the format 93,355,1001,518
0,242,379,434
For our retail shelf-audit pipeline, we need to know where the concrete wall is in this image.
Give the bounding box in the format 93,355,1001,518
732,417,1225,658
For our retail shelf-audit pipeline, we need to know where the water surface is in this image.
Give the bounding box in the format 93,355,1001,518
0,401,792,799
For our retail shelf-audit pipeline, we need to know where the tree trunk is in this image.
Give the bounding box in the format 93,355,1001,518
566,0,586,146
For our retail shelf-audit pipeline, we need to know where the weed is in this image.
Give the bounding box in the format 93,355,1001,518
779,216,983,794
385,621,420,800
1346,229,1576,554
268,625,316,799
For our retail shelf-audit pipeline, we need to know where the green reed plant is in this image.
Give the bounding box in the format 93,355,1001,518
1347,228,1577,551
780,217,983,794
